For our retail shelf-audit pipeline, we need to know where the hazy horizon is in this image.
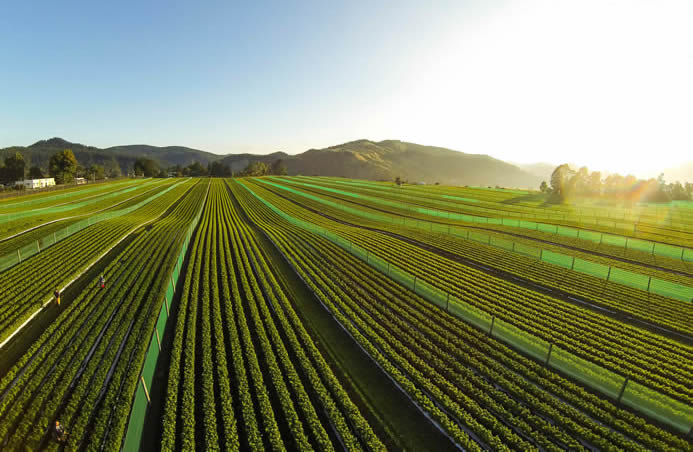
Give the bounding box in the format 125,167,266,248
2,0,691,178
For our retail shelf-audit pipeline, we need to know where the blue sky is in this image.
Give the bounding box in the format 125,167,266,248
1,1,692,177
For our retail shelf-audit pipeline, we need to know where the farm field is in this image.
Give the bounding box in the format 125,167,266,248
0,177,691,451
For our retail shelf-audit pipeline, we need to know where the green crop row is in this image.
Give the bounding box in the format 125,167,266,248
232,179,692,449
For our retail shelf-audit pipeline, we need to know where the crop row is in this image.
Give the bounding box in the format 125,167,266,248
0,179,194,344
257,179,692,334
0,178,143,213
301,177,693,238
231,179,692,450
244,179,693,404
161,179,384,451
0,178,168,240
312,176,693,232
280,177,693,269
0,180,207,451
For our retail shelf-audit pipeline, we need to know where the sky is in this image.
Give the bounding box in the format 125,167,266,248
1,0,691,178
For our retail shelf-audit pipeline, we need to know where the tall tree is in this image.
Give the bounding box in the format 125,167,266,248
28,166,44,179
550,164,575,200
4,152,26,182
243,161,269,176
49,149,78,184
539,181,548,193
588,171,602,196
269,159,288,175
133,157,159,177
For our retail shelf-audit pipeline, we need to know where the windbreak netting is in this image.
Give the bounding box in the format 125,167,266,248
0,253,18,271
165,281,174,306
627,238,655,254
469,231,489,244
141,336,159,389
368,253,389,275
502,218,520,228
683,248,693,262
653,242,684,260
491,318,550,361
556,226,579,238
156,306,168,344
548,346,624,399
577,229,602,243
538,223,558,234
648,279,693,302
389,265,415,290
352,245,369,263
621,380,693,434
490,236,514,252
431,222,449,234
514,242,541,259
541,250,574,269
414,279,448,310
519,220,538,230
450,226,468,239
122,383,148,451
608,268,650,291
572,258,610,279
447,296,492,331
602,234,628,248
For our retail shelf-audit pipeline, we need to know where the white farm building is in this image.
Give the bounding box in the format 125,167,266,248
15,178,56,189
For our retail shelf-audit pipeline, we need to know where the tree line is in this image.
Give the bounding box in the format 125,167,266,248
0,148,291,187
0,149,114,187
541,164,693,203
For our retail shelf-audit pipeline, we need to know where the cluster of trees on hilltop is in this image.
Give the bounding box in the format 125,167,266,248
238,159,287,177
0,149,117,187
160,158,287,178
541,164,693,203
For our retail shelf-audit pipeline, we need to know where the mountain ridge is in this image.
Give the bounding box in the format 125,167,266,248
1,137,542,188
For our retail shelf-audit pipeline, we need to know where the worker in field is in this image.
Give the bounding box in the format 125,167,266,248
54,289,61,306
99,274,105,289
52,420,67,443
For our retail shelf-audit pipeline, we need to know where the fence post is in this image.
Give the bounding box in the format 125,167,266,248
17,249,21,263
539,249,543,260
488,316,495,335
387,262,390,275
607,266,612,281
545,343,553,365
413,276,417,292
54,232,57,243
36,240,40,253
617,377,629,402
571,257,575,270
512,242,515,252
646,277,651,292
140,376,151,405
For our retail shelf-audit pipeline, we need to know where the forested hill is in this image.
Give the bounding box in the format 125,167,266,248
219,140,542,187
1,137,542,187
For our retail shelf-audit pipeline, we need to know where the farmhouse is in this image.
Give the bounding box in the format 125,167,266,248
15,178,56,189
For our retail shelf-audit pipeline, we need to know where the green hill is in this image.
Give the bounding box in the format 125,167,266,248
1,138,541,188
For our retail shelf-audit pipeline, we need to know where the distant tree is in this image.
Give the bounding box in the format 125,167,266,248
269,159,288,176
185,161,208,177
588,171,602,196
28,166,44,179
208,161,231,177
49,149,78,184
395,176,401,186
539,181,548,193
157,169,168,178
550,164,575,201
4,152,26,182
133,157,159,177
88,164,106,180
243,161,269,176
669,181,689,200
